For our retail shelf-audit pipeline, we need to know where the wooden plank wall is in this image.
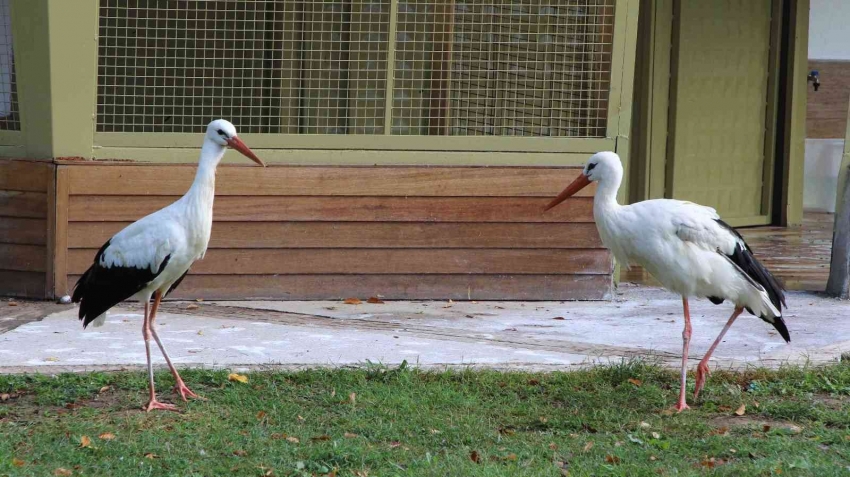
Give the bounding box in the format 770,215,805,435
807,60,850,139
60,164,612,301
0,160,53,298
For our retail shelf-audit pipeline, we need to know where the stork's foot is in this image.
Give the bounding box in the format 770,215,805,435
694,362,711,400
674,400,691,413
144,398,179,412
173,380,205,402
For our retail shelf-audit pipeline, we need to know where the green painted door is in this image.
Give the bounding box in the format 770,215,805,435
666,0,776,225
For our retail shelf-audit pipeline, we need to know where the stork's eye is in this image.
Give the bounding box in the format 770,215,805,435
587,163,597,172
217,129,227,138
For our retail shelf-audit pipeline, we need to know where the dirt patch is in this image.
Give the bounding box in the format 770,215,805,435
710,415,802,435
810,394,847,410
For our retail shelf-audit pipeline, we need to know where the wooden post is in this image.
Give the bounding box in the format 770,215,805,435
826,162,850,298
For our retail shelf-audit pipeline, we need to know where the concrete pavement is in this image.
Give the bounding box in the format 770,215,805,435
0,285,848,374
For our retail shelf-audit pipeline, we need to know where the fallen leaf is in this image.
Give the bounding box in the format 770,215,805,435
581,423,598,433
256,411,267,420
700,457,726,468
469,450,481,463
718,405,732,412
286,436,299,444
233,450,248,457
98,386,111,393
98,432,116,441
763,424,771,432
45,357,60,362
389,441,402,448
628,378,642,387
12,458,24,467
640,421,651,429
344,432,358,438
504,453,518,461
343,298,362,305
583,441,594,452
539,416,549,424
651,432,661,439
8,301,17,306
228,373,248,384
367,297,384,304
0,393,9,401
650,455,657,461
54,469,72,477
552,316,566,320
311,435,331,442
197,330,204,335
734,404,746,416
430,429,441,435
144,453,158,459
79,436,91,448
528,379,540,385
354,471,370,477
349,392,356,405
498,427,515,436
270,433,286,440
753,400,760,408
549,442,558,450
606,455,621,464
186,304,199,310
709,427,729,436
297,415,305,421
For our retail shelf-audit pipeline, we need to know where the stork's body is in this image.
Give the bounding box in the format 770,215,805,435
546,152,789,411
72,119,264,411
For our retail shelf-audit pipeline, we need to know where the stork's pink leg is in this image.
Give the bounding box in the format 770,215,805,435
675,297,692,412
143,300,178,412
148,291,204,402
694,307,743,400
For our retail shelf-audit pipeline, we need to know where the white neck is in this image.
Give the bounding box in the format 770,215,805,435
593,170,623,216
185,139,226,205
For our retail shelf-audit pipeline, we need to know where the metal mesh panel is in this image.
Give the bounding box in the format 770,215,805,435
0,0,19,131
97,0,389,134
393,0,614,137
97,0,612,137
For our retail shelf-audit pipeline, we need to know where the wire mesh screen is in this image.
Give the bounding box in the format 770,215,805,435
97,0,613,137
0,0,19,131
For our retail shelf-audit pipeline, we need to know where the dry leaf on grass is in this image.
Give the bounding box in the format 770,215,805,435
469,451,481,463
628,378,642,387
343,298,362,305
12,458,24,467
311,435,331,442
709,427,729,436
583,441,594,452
285,436,300,444
700,457,726,468
763,424,771,432
348,393,356,405
344,432,358,438
367,297,384,304
233,450,248,457
548,442,557,450
256,411,267,420
228,373,248,384
651,432,661,439
79,436,91,448
734,404,746,416
0,393,9,401
54,469,72,477
606,455,621,464
45,357,60,362
98,433,116,441
144,453,158,459
389,441,402,448
98,386,111,393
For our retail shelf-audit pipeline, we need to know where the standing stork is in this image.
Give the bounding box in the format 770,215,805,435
544,151,789,412
72,119,265,412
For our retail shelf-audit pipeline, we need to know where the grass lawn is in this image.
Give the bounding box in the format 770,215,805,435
1,360,849,476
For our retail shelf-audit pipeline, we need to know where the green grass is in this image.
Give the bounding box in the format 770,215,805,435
1,360,849,476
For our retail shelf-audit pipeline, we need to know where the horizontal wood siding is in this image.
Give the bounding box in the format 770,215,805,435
806,60,850,139
62,164,611,300
0,160,51,298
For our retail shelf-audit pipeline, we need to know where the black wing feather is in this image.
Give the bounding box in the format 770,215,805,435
714,219,790,342
71,239,171,328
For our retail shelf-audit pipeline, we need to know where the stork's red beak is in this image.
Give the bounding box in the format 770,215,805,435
226,136,265,167
543,174,591,211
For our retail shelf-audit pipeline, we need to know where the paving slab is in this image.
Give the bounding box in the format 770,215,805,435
0,285,848,374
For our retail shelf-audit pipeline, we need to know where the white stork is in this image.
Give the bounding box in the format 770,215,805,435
72,119,265,412
545,151,788,412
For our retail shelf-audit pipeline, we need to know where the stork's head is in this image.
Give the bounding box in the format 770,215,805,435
205,119,265,167
543,151,623,211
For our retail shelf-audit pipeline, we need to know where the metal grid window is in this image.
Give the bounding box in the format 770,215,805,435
0,0,19,131
96,0,613,138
